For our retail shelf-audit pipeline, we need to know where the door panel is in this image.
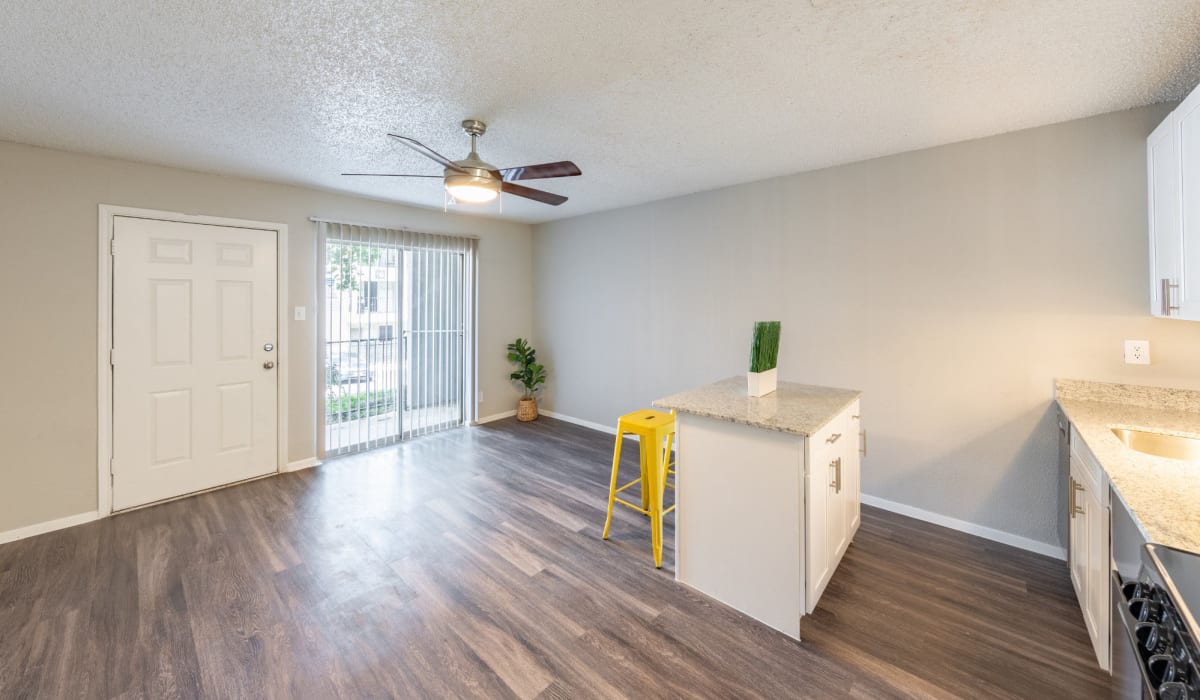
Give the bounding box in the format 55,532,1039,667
218,382,254,451
112,216,277,510
1068,456,1088,609
150,389,191,465
151,280,193,364
1085,484,1110,670
217,281,254,360
805,441,832,613
847,408,862,536
1176,94,1200,318
828,452,848,559
1149,114,1181,317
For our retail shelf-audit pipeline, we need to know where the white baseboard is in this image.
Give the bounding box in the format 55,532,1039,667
539,410,619,435
478,408,641,441
283,457,322,473
0,510,100,546
505,411,1063,561
860,494,1067,561
540,410,644,441
474,409,516,425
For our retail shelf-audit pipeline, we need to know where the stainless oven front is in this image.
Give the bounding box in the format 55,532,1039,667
1110,490,1200,700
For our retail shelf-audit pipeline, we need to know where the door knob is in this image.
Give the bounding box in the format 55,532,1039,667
263,361,275,369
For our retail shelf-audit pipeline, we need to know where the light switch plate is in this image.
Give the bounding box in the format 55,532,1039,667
294,306,306,321
1123,339,1150,365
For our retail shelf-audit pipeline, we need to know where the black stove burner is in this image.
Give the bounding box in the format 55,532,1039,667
1120,579,1200,699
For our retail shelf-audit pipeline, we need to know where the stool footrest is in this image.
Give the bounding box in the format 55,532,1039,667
613,496,650,515
663,504,677,515
614,478,641,495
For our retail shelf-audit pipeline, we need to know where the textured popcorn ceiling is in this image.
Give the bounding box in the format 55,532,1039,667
2,1,1200,223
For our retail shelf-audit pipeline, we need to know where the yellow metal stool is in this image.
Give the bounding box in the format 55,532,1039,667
602,409,677,568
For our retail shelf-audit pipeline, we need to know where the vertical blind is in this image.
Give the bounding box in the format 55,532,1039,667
316,219,477,457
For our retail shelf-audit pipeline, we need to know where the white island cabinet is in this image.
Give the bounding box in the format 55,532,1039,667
653,377,862,641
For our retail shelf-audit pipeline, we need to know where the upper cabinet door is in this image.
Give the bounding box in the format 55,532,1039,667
1149,89,1200,321
1175,91,1200,320
1149,111,1182,318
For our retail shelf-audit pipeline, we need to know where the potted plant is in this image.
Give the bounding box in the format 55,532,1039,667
747,321,781,397
507,338,547,421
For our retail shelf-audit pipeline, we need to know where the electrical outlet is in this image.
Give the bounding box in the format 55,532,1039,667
1124,340,1150,365
294,306,306,321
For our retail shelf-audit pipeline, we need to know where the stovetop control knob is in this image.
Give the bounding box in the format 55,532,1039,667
1156,681,1191,700
1150,654,1180,683
1137,622,1165,653
1123,581,1146,601
1132,597,1165,623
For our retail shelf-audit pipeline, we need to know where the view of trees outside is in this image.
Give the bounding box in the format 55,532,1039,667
324,241,465,454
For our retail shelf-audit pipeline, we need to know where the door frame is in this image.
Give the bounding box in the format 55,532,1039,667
96,205,290,516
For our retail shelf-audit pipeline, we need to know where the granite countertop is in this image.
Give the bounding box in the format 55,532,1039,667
652,376,861,437
1056,379,1200,554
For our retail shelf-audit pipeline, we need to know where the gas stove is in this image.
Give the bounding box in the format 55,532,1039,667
1113,544,1200,699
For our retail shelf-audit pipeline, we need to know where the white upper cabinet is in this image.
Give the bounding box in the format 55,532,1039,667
1149,87,1200,320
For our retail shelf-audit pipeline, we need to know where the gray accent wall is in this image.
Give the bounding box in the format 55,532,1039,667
0,140,533,533
532,104,1200,551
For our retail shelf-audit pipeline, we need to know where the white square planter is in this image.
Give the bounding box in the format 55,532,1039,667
747,368,777,397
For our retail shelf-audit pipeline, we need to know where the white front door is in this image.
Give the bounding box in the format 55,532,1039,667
112,216,278,510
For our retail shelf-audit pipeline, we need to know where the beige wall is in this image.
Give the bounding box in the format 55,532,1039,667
533,104,1200,551
0,140,533,532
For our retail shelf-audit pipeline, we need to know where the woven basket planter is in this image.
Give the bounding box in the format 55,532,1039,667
517,398,539,422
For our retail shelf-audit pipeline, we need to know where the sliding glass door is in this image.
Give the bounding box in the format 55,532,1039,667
320,223,474,456
405,248,465,437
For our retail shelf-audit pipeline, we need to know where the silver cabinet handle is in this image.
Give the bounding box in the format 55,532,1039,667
829,457,842,493
826,433,842,444
1162,278,1180,316
1070,478,1085,517
1070,475,1080,521
263,361,275,369
860,428,867,456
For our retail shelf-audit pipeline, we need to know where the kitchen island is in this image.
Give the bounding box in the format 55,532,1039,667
653,377,862,640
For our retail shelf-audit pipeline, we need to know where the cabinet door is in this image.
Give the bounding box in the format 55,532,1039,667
806,403,863,614
1075,476,1100,650
805,450,832,614
1084,483,1110,671
827,451,848,561
846,409,862,537
1176,91,1200,320
1149,111,1182,318
1067,456,1088,606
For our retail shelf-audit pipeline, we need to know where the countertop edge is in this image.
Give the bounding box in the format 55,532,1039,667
652,380,861,437
1056,399,1148,545
1056,396,1200,555
653,392,861,437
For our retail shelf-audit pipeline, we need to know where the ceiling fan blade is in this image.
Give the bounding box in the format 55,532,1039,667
497,161,582,181
501,181,568,206
387,134,466,172
341,173,443,178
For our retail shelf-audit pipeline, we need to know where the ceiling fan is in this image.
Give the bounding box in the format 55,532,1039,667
343,119,581,206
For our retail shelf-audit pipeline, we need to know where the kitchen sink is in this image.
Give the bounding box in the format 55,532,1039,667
1111,428,1200,461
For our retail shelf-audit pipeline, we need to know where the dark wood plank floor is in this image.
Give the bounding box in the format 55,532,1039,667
0,417,1110,699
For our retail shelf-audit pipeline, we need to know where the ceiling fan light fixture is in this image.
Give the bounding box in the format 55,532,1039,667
444,169,500,203
349,120,578,206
